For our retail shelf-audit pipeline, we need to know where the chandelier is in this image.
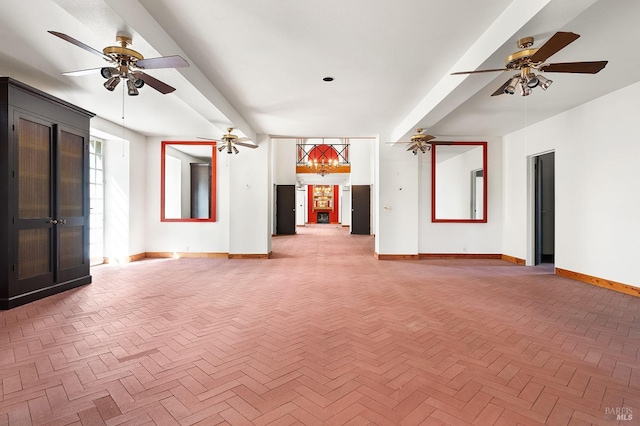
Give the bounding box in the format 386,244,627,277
307,157,339,176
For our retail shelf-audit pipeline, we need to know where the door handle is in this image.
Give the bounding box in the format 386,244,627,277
48,219,58,225
59,219,67,224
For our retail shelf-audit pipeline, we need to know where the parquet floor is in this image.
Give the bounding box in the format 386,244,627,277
1,225,639,425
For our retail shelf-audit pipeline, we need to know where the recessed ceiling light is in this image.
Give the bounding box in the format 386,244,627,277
323,77,334,82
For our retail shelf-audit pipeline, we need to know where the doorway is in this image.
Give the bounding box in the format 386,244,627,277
276,185,296,235
534,152,555,264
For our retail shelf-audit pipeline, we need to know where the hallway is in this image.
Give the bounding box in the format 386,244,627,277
0,226,638,424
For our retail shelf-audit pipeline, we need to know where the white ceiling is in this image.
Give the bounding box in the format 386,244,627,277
0,0,637,142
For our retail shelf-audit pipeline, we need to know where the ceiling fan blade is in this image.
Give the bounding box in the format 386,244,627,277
61,67,104,76
136,55,189,69
197,136,219,141
234,141,258,149
131,71,176,94
491,78,511,96
48,31,111,61
451,68,507,75
539,61,608,74
422,134,436,142
529,31,580,63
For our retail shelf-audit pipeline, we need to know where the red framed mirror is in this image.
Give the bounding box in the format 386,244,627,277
431,141,487,223
161,141,217,222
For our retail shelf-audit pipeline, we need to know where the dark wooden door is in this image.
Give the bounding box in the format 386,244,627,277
14,113,56,294
276,185,296,235
351,185,370,235
56,125,90,283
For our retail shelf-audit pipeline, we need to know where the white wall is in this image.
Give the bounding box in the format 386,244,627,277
375,134,419,254
128,128,147,256
272,138,297,184
350,139,374,184
144,136,229,253
502,81,640,287
102,137,130,261
229,135,272,255
349,139,374,232
419,138,503,254
91,116,147,261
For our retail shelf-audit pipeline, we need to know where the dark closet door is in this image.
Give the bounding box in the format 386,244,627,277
276,185,296,235
56,125,90,283
351,185,370,235
14,114,56,294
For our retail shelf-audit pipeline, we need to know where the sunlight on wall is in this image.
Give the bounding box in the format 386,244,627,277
105,176,130,264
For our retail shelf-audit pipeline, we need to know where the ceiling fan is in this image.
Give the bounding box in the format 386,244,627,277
48,31,189,95
199,128,258,154
451,31,608,96
393,128,450,155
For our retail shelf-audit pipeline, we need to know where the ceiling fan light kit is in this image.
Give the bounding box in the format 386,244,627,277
451,32,607,97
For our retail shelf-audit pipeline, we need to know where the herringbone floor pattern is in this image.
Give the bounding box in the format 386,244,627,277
1,225,639,425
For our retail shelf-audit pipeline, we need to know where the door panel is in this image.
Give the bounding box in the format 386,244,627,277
56,126,90,282
351,185,370,235
15,114,55,293
276,185,296,235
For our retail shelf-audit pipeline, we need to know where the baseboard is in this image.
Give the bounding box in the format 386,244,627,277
374,253,501,261
145,252,228,259
116,252,271,261
129,252,146,262
342,225,350,227
374,252,419,260
556,268,640,298
103,253,146,264
228,253,271,259
420,253,502,260
501,254,526,265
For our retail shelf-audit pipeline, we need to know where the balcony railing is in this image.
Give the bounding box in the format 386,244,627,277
296,140,350,165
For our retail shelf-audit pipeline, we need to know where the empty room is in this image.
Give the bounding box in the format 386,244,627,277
1,1,639,425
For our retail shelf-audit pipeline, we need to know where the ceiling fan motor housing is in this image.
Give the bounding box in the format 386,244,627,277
505,48,539,69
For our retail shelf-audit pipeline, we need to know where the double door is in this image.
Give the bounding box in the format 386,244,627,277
13,112,90,296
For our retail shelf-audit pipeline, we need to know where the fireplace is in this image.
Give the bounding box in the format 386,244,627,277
317,212,330,224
